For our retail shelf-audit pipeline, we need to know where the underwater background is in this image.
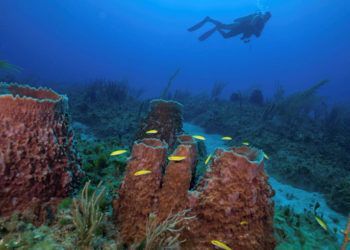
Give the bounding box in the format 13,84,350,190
1,0,350,101
1,0,350,249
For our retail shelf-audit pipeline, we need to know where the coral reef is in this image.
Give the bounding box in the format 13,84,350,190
115,135,275,249
249,89,264,106
135,99,183,148
211,81,227,101
0,97,343,248
274,206,339,249
0,83,83,223
175,82,350,215
67,79,144,144
0,80,346,249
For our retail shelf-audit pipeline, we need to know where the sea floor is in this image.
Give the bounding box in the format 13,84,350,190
183,122,347,244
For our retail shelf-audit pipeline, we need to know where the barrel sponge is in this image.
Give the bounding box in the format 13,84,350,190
115,135,275,249
184,146,276,250
135,99,184,148
0,83,83,221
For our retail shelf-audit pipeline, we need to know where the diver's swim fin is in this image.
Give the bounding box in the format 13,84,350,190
188,17,209,32
198,27,217,41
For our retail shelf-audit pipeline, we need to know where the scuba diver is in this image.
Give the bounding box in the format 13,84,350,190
188,12,271,43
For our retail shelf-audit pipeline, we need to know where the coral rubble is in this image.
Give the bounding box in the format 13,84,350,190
0,83,83,223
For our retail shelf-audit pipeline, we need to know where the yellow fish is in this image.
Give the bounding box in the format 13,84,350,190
221,136,232,141
193,135,206,141
146,129,158,134
240,220,248,225
211,240,232,250
134,170,152,176
315,216,328,231
242,142,250,146
168,155,186,161
263,153,269,160
205,154,212,165
110,149,127,156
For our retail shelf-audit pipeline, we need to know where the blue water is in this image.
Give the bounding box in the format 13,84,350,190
1,0,350,102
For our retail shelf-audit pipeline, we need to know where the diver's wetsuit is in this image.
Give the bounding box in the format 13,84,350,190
188,12,271,43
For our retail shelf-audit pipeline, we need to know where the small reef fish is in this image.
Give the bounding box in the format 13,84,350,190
263,153,269,160
221,136,232,141
193,135,206,140
110,149,127,156
240,220,248,225
205,154,212,165
242,142,250,146
315,216,328,231
134,170,152,176
211,240,232,250
146,129,158,134
168,155,186,161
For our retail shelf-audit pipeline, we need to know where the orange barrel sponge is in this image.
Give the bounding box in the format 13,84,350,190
157,135,198,221
114,135,275,249
0,83,83,222
184,146,275,250
135,99,183,149
115,138,168,244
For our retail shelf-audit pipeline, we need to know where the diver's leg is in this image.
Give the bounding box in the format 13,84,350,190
188,16,211,32
198,27,218,41
217,27,241,39
206,17,234,29
198,24,241,41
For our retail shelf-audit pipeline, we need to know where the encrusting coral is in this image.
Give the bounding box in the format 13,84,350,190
0,83,83,223
115,136,275,249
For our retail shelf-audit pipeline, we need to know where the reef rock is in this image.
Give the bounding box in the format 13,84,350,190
114,134,275,249
135,99,183,148
0,83,83,223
